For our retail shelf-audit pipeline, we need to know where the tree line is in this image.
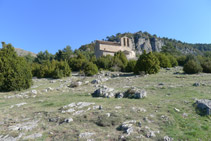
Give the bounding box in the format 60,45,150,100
1,41,211,92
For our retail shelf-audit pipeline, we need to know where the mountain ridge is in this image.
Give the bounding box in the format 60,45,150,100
79,31,211,55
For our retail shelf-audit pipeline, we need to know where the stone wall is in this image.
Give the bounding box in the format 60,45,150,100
95,37,136,59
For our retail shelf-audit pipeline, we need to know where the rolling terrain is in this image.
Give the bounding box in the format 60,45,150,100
0,67,210,140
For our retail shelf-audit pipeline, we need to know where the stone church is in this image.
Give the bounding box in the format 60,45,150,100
94,37,136,59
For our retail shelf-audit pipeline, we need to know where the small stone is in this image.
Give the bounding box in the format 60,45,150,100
174,108,180,112
138,122,142,127
47,87,54,91
115,106,122,109
85,81,89,84
50,80,56,83
23,133,42,140
164,136,173,141
182,113,188,118
64,118,73,123
193,82,200,87
31,90,37,94
146,131,156,138
106,113,111,117
79,132,95,138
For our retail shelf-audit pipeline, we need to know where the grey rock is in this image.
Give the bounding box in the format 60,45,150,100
64,118,73,123
69,81,82,88
50,80,56,83
92,86,114,98
9,120,39,131
115,92,124,98
195,99,211,115
120,123,133,135
47,87,54,91
31,90,37,94
193,82,200,87
124,87,147,99
119,120,136,135
146,131,156,138
10,102,27,108
91,79,101,84
93,105,103,110
23,133,42,140
77,102,95,109
164,136,173,141
79,132,95,138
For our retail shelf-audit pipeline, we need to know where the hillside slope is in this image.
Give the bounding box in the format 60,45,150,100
14,48,37,57
79,31,211,55
0,67,210,140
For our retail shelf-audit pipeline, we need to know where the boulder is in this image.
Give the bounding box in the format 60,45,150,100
124,87,147,99
91,79,101,84
69,81,82,88
164,136,173,141
92,86,114,98
115,92,124,98
195,99,211,115
193,82,200,87
119,120,136,135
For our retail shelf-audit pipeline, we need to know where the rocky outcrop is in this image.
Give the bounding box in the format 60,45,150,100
195,99,211,115
134,37,164,54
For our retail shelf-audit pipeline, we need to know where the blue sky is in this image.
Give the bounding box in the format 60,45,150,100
0,0,211,54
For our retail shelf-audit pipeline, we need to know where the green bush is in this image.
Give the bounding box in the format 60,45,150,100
113,51,128,70
183,60,202,74
32,60,71,78
177,56,187,66
134,51,160,74
111,57,124,71
68,58,86,71
201,60,211,73
0,43,32,91
125,60,136,72
52,60,71,78
96,55,113,70
167,54,178,67
154,53,171,68
82,61,98,76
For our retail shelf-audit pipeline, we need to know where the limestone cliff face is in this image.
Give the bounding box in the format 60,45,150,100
129,35,164,54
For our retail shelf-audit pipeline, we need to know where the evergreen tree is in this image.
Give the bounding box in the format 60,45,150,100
134,51,160,74
183,60,202,74
0,42,32,91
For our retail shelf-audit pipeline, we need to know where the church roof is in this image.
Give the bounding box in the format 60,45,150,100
96,40,120,46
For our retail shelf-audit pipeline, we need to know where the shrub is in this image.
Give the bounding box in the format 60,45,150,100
177,56,187,66
96,55,113,70
52,60,71,79
134,51,160,74
82,62,98,76
0,43,32,91
154,53,171,68
167,54,178,67
113,51,128,69
183,60,202,74
68,58,86,71
32,60,71,78
125,60,136,72
111,57,124,71
201,60,211,73
34,50,54,64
